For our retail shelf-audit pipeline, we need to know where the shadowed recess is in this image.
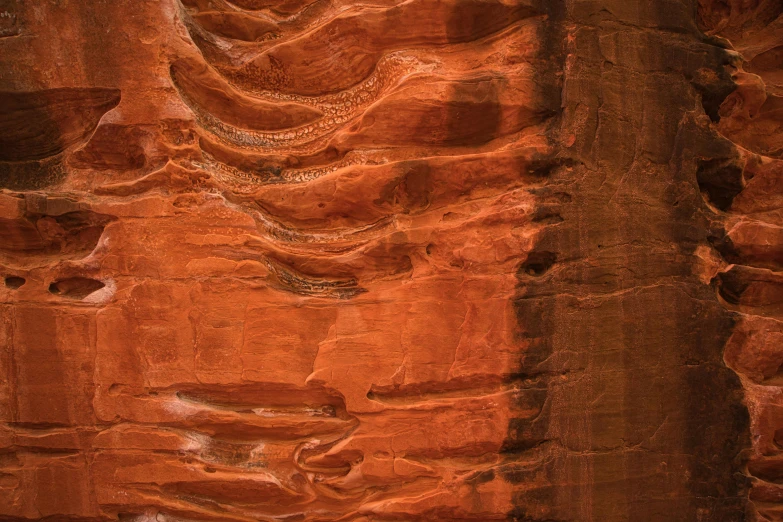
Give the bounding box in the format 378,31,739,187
48,277,105,299
0,88,120,162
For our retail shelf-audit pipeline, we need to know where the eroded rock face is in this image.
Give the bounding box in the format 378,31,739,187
697,1,783,520
0,0,778,520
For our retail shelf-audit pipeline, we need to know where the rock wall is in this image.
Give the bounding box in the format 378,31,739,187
698,1,783,520
0,0,779,520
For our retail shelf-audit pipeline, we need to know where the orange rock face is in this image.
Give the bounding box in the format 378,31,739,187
0,0,780,520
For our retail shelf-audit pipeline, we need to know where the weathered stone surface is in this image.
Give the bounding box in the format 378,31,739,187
0,0,779,520
697,1,783,520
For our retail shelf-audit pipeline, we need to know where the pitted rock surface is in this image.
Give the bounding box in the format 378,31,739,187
0,0,780,520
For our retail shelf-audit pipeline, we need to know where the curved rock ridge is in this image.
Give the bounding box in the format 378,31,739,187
0,0,774,520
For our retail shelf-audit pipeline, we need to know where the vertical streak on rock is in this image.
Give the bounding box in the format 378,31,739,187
510,0,751,520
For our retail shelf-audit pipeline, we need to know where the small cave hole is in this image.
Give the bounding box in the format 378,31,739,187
531,208,564,225
692,76,737,123
527,160,558,178
696,159,744,211
526,158,575,179
520,251,557,277
4,276,25,289
708,233,741,264
48,277,105,299
714,270,748,305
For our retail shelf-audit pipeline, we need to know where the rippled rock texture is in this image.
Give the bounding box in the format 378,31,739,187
0,0,779,520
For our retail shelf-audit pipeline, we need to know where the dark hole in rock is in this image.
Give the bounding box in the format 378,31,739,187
696,158,744,211
531,208,564,224
4,276,25,289
775,428,783,450
715,270,749,305
520,251,556,277
708,232,741,264
526,158,576,179
48,277,105,299
693,80,736,123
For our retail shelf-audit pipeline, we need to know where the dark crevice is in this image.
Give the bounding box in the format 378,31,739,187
696,157,744,210
526,158,576,179
715,269,751,305
48,277,105,299
531,208,564,225
519,251,557,277
4,276,24,289
714,265,783,310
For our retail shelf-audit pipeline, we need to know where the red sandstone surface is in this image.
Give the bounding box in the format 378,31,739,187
0,0,780,520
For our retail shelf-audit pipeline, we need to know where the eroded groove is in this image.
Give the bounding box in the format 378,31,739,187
175,384,348,417
0,207,115,268
183,0,543,95
170,59,323,132
48,277,106,300
173,53,427,151
263,257,364,298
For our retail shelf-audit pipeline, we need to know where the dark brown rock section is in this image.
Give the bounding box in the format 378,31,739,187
698,1,783,520
507,1,751,520
0,89,120,190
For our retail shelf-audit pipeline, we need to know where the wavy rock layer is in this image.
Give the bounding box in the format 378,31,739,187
0,0,776,520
